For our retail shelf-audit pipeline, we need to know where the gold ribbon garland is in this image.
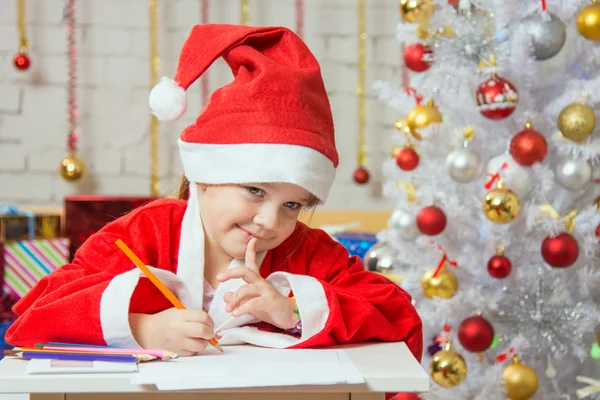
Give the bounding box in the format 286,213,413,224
240,0,250,26
16,0,28,53
149,0,160,196
538,204,578,233
356,0,367,169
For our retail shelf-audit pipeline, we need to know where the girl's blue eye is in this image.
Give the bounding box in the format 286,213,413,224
284,202,301,210
247,187,264,197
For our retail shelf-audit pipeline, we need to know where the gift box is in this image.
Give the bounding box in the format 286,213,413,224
65,195,158,260
3,238,69,299
0,205,62,242
334,232,378,260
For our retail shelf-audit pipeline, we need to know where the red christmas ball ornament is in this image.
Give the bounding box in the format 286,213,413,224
448,0,460,5
476,75,518,120
596,224,600,238
416,205,447,236
487,252,512,278
458,315,495,352
353,167,370,184
396,146,419,171
509,124,548,166
13,52,31,71
458,315,494,353
541,232,579,268
403,43,432,73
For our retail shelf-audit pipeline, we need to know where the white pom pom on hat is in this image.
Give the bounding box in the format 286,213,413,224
149,77,188,121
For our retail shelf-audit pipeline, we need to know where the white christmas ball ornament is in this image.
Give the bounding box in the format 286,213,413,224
149,77,188,121
555,157,592,191
486,154,533,197
446,147,482,183
389,209,420,240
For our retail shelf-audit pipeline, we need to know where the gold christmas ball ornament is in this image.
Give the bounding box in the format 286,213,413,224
59,154,86,182
502,356,539,400
399,0,435,24
557,103,597,142
421,267,458,299
577,0,600,40
482,181,521,224
430,341,467,388
406,101,443,134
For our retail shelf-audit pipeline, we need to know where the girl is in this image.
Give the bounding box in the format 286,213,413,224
6,24,422,362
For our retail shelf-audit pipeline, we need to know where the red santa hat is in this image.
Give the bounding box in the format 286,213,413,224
149,24,338,203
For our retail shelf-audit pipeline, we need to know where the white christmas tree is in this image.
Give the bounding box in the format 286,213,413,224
371,0,600,399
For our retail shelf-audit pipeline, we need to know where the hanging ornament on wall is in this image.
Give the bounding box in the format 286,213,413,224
406,100,443,135
554,157,592,191
416,205,447,235
200,0,210,107
557,103,597,142
240,0,250,25
403,43,433,72
13,0,31,71
476,72,519,120
399,0,435,24
486,154,532,197
59,0,86,183
295,0,304,39
577,0,600,40
389,209,420,240
353,0,370,185
430,341,467,388
524,11,566,60
458,314,495,353
487,245,512,278
148,0,160,195
445,126,482,183
509,122,548,166
538,205,580,268
501,355,539,400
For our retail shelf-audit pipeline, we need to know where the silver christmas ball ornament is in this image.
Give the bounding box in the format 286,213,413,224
445,147,483,183
363,242,398,274
524,12,566,60
389,209,420,240
555,157,592,191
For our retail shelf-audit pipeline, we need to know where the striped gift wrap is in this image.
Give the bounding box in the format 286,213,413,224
3,238,69,298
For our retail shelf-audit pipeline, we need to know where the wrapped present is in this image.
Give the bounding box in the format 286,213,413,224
3,238,69,299
0,204,62,242
334,232,378,260
65,195,157,260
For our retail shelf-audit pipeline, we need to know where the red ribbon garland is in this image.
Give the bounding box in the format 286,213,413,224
484,162,508,189
405,87,423,105
495,347,516,363
541,0,547,11
431,241,457,278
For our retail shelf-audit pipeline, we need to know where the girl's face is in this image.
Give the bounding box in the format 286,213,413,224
196,183,314,259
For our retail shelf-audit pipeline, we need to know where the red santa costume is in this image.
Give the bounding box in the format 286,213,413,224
6,24,423,362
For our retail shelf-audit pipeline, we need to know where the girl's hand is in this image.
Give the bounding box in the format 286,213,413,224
129,308,215,356
217,238,298,331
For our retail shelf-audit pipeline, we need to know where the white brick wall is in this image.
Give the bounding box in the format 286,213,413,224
0,0,402,210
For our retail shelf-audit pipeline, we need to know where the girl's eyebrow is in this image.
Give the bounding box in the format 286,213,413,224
257,183,308,202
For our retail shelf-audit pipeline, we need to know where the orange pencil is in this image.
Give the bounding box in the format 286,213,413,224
115,239,223,353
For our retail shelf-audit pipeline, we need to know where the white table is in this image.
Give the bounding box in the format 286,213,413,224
0,342,429,400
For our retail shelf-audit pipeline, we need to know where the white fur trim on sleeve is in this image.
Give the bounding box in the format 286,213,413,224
99,267,193,348
219,272,329,348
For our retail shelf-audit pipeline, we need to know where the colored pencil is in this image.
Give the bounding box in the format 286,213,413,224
38,346,177,360
5,351,152,363
4,347,158,362
35,342,116,348
115,239,223,353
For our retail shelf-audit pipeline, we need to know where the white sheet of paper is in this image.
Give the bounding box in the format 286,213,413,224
130,346,365,390
26,359,138,375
